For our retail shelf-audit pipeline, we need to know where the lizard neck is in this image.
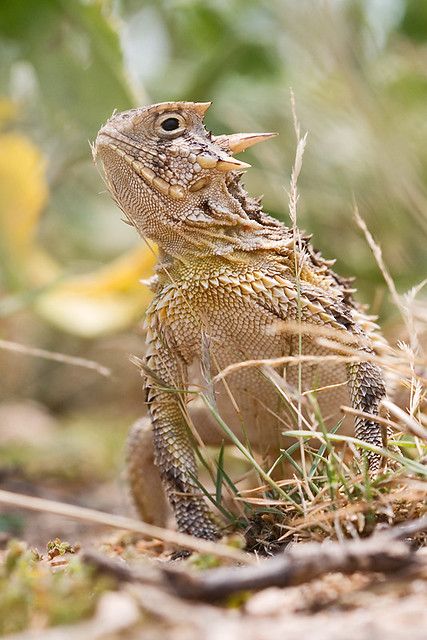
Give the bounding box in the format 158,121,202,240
136,172,292,260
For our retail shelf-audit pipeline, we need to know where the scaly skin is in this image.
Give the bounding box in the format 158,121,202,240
95,101,387,540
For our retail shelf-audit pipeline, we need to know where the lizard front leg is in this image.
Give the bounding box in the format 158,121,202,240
255,275,389,476
348,359,387,474
141,319,220,540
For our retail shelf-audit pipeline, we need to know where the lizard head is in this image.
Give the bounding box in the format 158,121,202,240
94,101,276,255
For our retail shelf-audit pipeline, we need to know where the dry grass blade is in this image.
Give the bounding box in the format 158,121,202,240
353,201,404,319
340,404,427,444
382,399,427,441
215,353,389,383
287,89,310,499
353,203,425,427
213,322,426,384
0,489,252,564
0,338,111,377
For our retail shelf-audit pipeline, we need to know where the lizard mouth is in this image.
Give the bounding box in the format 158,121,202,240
95,130,250,203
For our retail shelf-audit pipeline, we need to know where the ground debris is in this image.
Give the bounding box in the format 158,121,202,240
1,517,426,640
1,591,139,640
79,516,427,604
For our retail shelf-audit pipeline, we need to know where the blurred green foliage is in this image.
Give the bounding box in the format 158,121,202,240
0,539,111,634
0,0,426,406
0,413,128,484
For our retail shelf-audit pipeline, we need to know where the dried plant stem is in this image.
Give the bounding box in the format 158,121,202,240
382,399,427,441
341,405,403,432
353,203,424,457
215,353,389,382
353,203,403,319
0,489,252,564
0,339,111,377
288,88,310,502
214,346,426,385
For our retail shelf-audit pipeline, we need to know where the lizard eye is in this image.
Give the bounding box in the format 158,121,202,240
161,117,180,131
156,113,186,138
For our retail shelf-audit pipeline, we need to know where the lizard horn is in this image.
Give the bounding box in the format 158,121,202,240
196,152,251,172
216,157,251,172
192,102,212,117
213,132,278,154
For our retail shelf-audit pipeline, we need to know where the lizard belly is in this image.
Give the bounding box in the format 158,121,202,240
162,284,350,460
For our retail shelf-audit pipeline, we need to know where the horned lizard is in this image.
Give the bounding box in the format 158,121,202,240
95,101,387,540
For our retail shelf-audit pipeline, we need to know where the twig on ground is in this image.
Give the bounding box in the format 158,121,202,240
82,549,162,586
83,518,427,603
162,516,427,601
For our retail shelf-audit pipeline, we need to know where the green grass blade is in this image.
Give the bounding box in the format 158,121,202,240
215,442,225,507
284,431,427,476
201,394,303,511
